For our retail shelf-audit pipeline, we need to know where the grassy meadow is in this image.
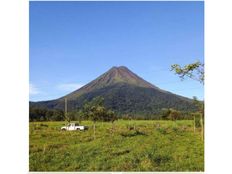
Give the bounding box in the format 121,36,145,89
29,120,204,171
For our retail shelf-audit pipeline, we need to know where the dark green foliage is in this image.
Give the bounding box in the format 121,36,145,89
193,96,204,116
160,108,187,121
30,83,197,119
192,96,204,128
52,110,65,121
168,109,181,121
29,106,64,121
161,108,171,120
30,66,197,119
81,97,105,122
66,112,75,121
80,83,196,117
107,110,117,123
80,97,117,123
193,112,202,128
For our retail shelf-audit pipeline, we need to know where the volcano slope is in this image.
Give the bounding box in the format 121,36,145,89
30,66,196,118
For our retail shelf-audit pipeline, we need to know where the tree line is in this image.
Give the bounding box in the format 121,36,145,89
29,97,201,122
29,97,117,123
29,107,64,122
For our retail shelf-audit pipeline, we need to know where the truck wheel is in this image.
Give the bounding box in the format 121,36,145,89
61,128,66,131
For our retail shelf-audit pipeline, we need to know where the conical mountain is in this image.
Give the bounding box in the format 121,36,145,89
62,66,163,100
30,66,196,118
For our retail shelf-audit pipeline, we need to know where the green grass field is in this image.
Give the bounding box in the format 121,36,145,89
29,120,204,171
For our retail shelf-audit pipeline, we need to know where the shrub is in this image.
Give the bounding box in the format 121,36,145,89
193,112,203,128
168,109,181,121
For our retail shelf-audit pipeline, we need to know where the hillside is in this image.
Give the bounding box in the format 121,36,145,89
30,66,196,117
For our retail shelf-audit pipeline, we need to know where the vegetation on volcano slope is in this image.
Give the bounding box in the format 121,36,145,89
29,120,204,171
30,83,197,117
30,66,198,116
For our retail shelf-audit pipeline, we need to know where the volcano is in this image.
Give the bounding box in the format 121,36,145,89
30,66,196,118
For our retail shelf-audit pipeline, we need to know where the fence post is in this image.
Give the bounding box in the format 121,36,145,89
201,114,204,141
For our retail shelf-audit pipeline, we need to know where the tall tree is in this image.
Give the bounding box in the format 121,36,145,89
171,61,204,139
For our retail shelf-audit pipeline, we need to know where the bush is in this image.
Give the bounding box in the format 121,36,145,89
168,109,181,121
193,112,203,128
160,108,171,120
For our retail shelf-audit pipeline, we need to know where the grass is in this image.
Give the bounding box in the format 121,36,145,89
29,120,204,171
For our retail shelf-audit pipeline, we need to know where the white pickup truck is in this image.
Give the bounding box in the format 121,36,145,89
61,123,88,131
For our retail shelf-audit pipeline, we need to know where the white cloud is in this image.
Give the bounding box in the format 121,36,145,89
29,83,40,95
57,83,84,91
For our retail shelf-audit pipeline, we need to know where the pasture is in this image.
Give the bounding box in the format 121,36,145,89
29,120,204,171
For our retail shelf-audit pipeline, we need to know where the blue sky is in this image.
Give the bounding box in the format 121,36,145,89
30,1,204,101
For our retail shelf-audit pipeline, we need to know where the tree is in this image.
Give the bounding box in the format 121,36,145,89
168,109,181,121
161,108,171,120
52,109,65,121
66,111,80,122
82,97,105,139
171,61,204,139
29,106,66,121
45,110,54,121
77,110,84,124
81,97,118,139
193,96,204,114
29,107,48,121
107,110,117,123
171,61,204,84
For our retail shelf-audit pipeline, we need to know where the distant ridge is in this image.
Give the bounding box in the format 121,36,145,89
30,66,196,118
